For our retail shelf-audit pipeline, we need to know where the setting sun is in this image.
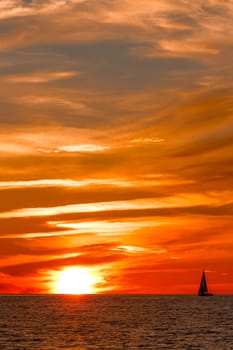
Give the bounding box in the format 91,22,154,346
53,267,99,295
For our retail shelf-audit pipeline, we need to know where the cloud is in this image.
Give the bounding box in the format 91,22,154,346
0,176,192,213
0,192,225,219
0,250,125,277
130,137,165,144
0,178,133,189
4,71,78,83
111,245,167,255
0,0,84,20
0,0,231,60
17,96,90,113
56,144,109,153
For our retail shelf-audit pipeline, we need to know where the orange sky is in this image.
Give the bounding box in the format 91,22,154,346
0,0,232,294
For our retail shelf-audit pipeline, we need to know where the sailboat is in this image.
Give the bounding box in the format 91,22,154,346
198,270,213,296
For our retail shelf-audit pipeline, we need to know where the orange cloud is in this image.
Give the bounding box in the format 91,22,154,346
5,71,79,83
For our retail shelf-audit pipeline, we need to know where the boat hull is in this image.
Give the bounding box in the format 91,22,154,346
198,292,213,296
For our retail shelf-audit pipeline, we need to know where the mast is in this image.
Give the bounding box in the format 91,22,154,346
202,271,208,292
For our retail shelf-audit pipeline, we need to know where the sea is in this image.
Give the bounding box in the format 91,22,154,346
0,295,232,350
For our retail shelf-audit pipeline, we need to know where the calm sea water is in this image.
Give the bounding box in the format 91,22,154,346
0,295,232,349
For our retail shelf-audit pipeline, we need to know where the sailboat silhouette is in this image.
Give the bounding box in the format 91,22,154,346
198,270,213,296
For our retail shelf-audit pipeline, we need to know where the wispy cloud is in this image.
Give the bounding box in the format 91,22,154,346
130,137,165,144
56,144,109,153
0,0,83,19
5,71,79,83
0,178,131,189
111,245,167,255
17,96,90,113
0,192,229,219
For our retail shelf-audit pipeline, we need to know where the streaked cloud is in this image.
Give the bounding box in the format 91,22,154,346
48,220,154,236
17,96,90,113
0,0,84,20
0,192,226,219
111,245,167,255
56,144,109,153
0,178,129,189
5,71,79,83
130,137,165,144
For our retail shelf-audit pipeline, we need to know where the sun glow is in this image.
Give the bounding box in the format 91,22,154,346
53,267,99,294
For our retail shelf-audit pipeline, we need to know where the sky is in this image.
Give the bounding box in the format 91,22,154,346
0,0,232,294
